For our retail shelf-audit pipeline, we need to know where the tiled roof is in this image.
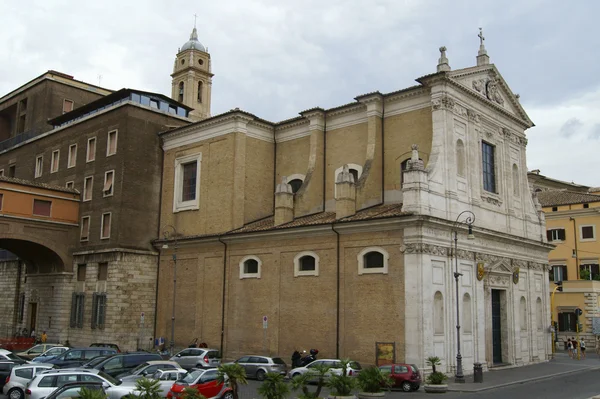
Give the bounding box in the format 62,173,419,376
537,190,600,207
0,176,79,195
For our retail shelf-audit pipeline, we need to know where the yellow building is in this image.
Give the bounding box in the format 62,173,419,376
537,188,600,345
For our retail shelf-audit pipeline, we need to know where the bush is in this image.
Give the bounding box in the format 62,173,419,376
79,387,108,399
257,373,290,399
291,363,330,399
425,356,447,385
326,359,356,397
356,366,392,393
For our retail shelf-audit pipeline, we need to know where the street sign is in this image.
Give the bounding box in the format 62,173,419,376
576,308,583,316
141,312,145,323
263,315,268,329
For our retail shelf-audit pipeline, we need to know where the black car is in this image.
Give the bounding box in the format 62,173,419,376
83,352,162,377
46,347,117,368
44,381,106,399
0,361,19,390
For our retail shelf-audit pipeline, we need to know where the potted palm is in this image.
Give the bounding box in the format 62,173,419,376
291,363,330,399
327,359,356,399
216,363,248,399
423,356,447,394
132,378,163,399
257,373,290,399
356,366,392,399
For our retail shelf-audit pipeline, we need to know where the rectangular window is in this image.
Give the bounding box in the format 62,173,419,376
150,99,159,109
173,154,201,212
87,137,96,162
35,156,43,178
63,99,74,114
107,130,118,156
0,193,3,210
581,225,596,241
18,292,25,323
91,293,107,329
68,144,77,168
482,141,496,193
0,169,4,177
182,162,197,202
83,176,93,201
70,292,85,329
32,199,52,217
98,262,108,281
80,216,90,241
546,228,566,242
51,150,59,173
580,263,600,280
549,265,568,282
77,264,86,281
66,181,74,189
103,170,114,197
558,312,577,332
101,213,111,239
8,165,15,178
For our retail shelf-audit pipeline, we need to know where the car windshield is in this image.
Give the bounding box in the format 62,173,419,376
82,356,110,368
6,353,24,361
181,370,204,384
98,370,121,386
130,362,150,375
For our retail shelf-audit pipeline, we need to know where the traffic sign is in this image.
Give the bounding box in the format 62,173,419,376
263,316,268,329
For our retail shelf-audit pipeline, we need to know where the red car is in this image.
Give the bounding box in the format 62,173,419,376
167,368,232,399
379,363,421,392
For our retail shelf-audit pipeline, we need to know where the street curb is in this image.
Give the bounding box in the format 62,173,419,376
447,365,600,392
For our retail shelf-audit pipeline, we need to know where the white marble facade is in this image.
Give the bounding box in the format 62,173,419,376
401,47,552,373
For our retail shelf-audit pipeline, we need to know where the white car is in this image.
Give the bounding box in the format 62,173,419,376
0,349,27,364
3,364,54,399
140,369,187,397
287,359,362,379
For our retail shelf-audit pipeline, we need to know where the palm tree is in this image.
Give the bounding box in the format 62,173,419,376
257,373,290,399
216,363,248,399
291,363,330,399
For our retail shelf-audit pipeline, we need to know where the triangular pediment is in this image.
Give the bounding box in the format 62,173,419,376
448,65,533,127
491,260,513,273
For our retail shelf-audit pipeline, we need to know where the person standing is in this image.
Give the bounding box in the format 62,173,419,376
567,338,573,358
580,338,586,359
41,331,47,343
572,337,578,359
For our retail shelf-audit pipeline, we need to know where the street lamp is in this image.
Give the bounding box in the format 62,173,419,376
162,225,178,356
451,210,475,383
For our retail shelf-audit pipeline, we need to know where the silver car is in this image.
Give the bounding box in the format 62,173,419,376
3,364,54,399
116,360,181,380
232,356,287,381
287,359,362,379
170,348,221,370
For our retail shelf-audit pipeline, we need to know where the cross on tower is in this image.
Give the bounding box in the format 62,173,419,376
478,27,485,46
194,13,197,28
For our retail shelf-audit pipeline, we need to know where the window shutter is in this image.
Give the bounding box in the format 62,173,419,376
99,294,107,329
77,293,85,328
91,293,98,330
546,230,552,241
70,292,77,328
562,266,568,281
558,313,565,332
548,267,554,282
559,229,566,241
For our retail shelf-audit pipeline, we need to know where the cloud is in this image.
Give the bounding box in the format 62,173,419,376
589,124,600,140
559,118,583,138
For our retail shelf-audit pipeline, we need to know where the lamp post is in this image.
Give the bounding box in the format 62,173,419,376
550,282,563,359
452,210,475,384
162,225,178,356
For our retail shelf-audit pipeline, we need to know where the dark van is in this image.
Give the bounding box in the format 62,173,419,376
85,352,162,377
46,347,117,368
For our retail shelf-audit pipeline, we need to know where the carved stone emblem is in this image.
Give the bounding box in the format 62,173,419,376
477,262,485,281
471,77,505,106
513,267,520,284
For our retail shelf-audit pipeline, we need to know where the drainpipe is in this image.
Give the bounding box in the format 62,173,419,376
273,133,277,214
218,236,228,356
570,217,579,279
381,97,385,202
322,114,327,212
331,224,340,358
153,137,166,348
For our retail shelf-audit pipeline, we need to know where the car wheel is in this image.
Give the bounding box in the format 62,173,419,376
221,391,234,399
292,372,301,378
256,369,266,381
401,381,412,392
8,388,24,399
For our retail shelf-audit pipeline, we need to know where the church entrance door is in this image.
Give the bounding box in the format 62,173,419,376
491,289,502,364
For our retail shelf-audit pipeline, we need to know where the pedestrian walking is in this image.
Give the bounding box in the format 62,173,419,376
567,338,573,358
580,338,586,359
41,331,47,343
572,337,578,359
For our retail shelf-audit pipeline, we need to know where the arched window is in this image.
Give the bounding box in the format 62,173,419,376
520,296,527,330
456,140,465,177
334,164,363,198
197,81,203,103
178,82,184,103
463,293,472,333
288,179,303,194
239,256,262,279
357,247,389,275
294,251,319,277
536,298,543,331
512,164,520,197
434,291,444,334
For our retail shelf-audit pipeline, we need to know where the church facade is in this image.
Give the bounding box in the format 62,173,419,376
156,32,553,372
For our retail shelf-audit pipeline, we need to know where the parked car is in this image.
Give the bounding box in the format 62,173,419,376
81,355,113,369
90,343,121,353
25,368,139,399
116,360,181,380
42,381,106,399
0,350,27,364
2,363,54,399
0,361,19,391
167,368,232,399
232,356,287,381
143,369,187,397
16,344,61,361
170,348,221,370
379,363,421,392
45,348,117,368
82,352,162,377
31,347,69,363
288,359,362,379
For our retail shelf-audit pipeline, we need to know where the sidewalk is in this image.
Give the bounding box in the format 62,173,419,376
446,352,600,392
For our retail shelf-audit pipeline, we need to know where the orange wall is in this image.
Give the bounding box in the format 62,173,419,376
0,183,79,224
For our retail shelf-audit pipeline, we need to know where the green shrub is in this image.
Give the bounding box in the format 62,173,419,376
257,373,290,399
356,366,392,393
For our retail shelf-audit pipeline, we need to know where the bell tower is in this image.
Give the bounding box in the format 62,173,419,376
171,24,213,121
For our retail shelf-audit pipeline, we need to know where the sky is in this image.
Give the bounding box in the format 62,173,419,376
0,0,598,186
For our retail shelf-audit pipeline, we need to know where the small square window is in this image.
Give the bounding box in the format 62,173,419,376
83,176,93,202
552,207,558,212
150,99,159,109
63,99,74,114
80,216,90,241
68,144,77,168
51,150,59,173
239,256,261,279
87,137,96,162
581,225,595,241
107,130,118,156
35,156,43,178
101,213,111,239
32,199,52,217
103,170,114,197
66,181,74,189
583,203,590,209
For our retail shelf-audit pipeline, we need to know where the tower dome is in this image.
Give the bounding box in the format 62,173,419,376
181,27,206,52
